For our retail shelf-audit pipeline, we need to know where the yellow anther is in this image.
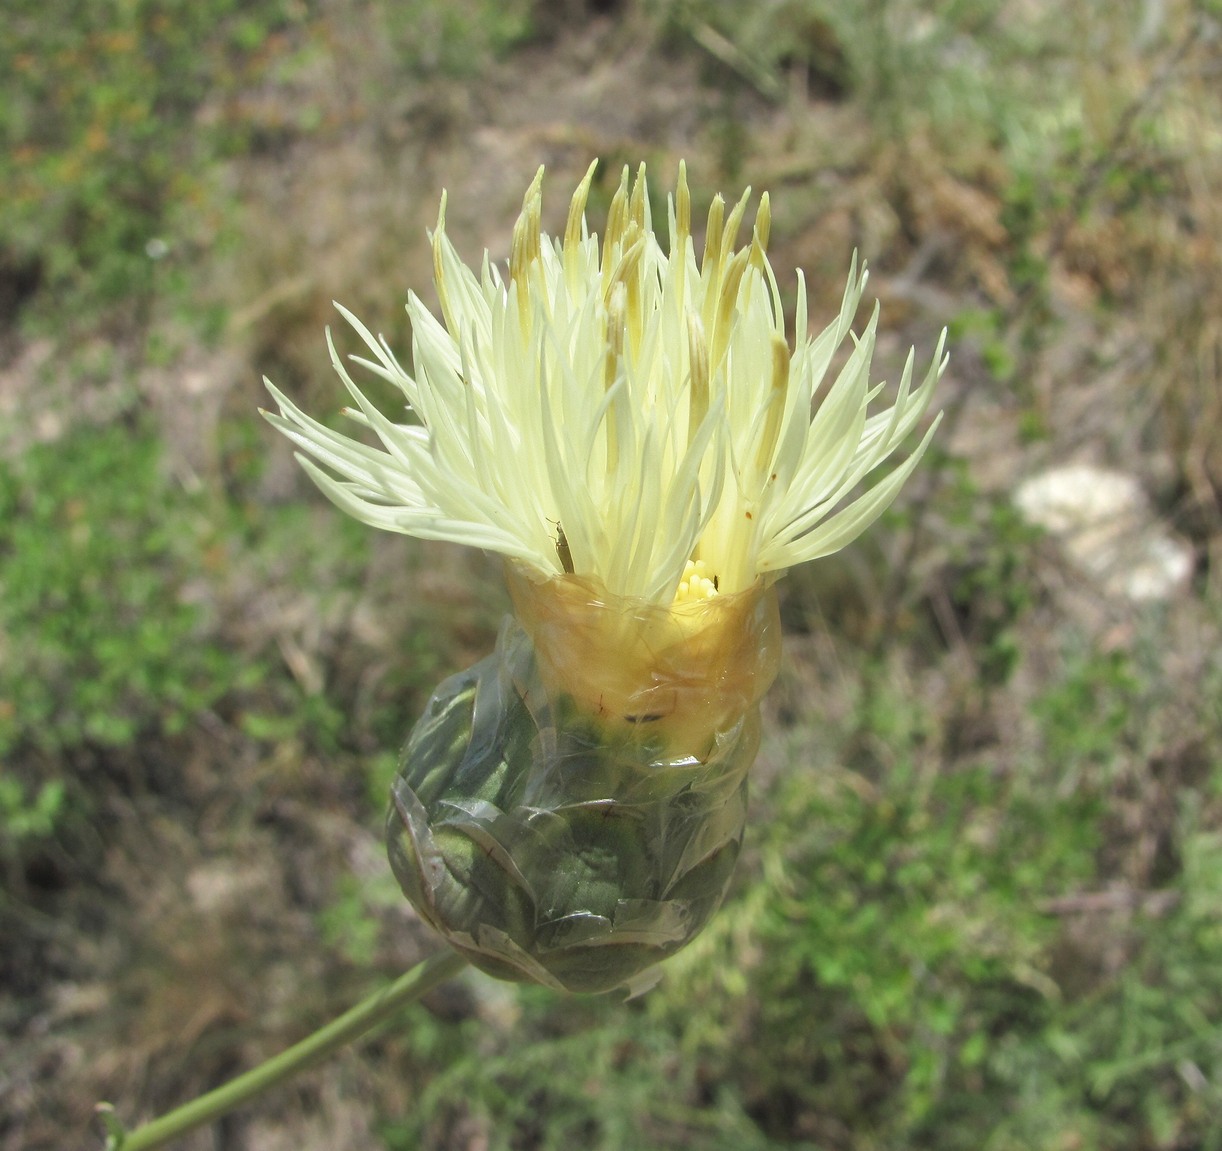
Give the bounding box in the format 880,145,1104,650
431,192,454,333
754,191,771,252
629,162,648,233
564,160,598,286
673,558,719,604
721,186,752,262
676,161,691,246
603,282,627,474
750,192,771,272
702,194,725,277
687,311,709,451
510,167,545,292
604,166,631,256
709,247,749,372
755,333,791,477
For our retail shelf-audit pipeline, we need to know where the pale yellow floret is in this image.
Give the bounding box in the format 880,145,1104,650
263,161,946,611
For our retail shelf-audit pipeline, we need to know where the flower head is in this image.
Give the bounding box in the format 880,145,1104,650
269,163,951,992
264,162,944,606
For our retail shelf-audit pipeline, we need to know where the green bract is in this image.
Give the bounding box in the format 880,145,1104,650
388,620,758,994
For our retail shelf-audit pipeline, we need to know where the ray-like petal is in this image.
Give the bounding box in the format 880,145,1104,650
263,163,945,608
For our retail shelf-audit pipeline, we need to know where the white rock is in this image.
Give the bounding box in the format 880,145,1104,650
1014,464,1193,602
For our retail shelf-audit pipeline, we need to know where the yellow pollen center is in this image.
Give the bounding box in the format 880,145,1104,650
674,559,719,605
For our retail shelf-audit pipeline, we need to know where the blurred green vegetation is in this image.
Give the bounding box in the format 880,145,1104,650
3,1,1221,1150
0,422,240,756
2,0,282,331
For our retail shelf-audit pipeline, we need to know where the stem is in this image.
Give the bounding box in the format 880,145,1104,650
101,949,468,1151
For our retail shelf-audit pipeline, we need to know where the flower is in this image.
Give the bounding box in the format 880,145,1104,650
263,161,945,609
265,163,948,992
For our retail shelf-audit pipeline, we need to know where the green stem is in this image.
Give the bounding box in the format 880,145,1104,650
100,949,468,1151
